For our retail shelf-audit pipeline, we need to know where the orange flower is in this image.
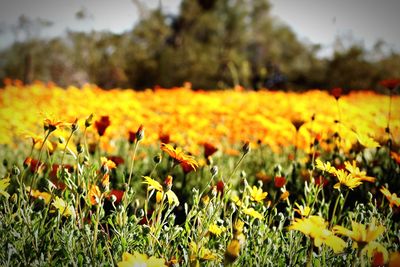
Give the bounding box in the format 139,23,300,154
44,118,65,132
160,143,198,171
101,157,117,171
380,186,400,208
89,185,101,205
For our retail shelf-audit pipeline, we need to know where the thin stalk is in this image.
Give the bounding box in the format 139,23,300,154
127,140,140,187
330,191,342,228
226,153,247,183
92,196,103,256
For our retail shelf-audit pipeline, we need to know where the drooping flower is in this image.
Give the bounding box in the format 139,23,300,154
44,118,65,132
289,215,346,253
344,161,375,183
248,185,268,203
380,186,400,208
242,207,263,220
143,176,179,206
160,143,198,171
117,251,166,267
203,142,218,158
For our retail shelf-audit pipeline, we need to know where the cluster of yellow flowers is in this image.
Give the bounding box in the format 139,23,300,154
1,82,399,154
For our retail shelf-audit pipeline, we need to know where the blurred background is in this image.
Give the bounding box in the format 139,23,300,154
0,0,399,91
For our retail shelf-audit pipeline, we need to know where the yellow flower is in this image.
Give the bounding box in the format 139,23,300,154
52,196,75,218
231,194,242,207
208,223,226,237
294,203,311,217
248,185,268,203
344,161,375,183
333,219,385,247
0,177,10,198
100,157,117,170
160,143,199,171
44,118,65,132
380,186,400,208
143,176,179,206
289,216,346,253
30,189,51,204
226,239,241,259
117,251,166,267
315,159,337,174
189,242,218,262
242,207,263,220
280,190,290,201
333,169,362,190
355,132,380,148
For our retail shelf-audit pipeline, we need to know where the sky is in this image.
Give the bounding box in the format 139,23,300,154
0,0,399,57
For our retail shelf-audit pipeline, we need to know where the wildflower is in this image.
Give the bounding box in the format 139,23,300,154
289,215,346,253
30,189,51,204
333,219,385,249
294,203,311,217
367,243,388,267
94,116,111,136
231,194,242,207
117,251,166,267
333,169,363,190
160,143,198,171
331,87,343,100
0,177,11,198
315,176,329,187
242,207,263,220
189,242,218,262
159,132,170,144
280,190,290,201
274,176,286,188
248,185,268,203
380,186,400,208
391,151,400,164
143,176,179,206
52,196,75,217
135,125,145,142
226,239,241,260
379,79,400,91
100,157,117,172
44,118,65,132
89,185,102,205
315,159,337,174
216,180,224,196
344,161,375,183
108,189,124,204
85,113,94,128
242,141,251,154
203,142,218,158
291,119,305,131
208,223,226,237
355,132,380,148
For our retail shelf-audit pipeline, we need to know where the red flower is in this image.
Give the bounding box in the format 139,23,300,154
331,87,342,100
372,251,385,267
159,133,170,144
380,79,400,91
107,156,125,166
216,180,224,196
274,176,286,188
95,116,111,136
108,189,124,204
203,142,218,158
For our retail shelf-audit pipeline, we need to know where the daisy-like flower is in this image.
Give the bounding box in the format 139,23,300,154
208,223,226,237
143,176,179,206
333,169,362,190
315,159,337,174
100,157,117,171
30,189,51,204
0,177,11,198
189,242,218,262
52,196,75,217
117,251,166,267
333,218,385,249
354,132,380,149
44,118,65,132
289,215,346,253
248,185,268,203
294,203,311,217
380,186,400,208
242,207,263,220
344,161,375,183
160,143,199,171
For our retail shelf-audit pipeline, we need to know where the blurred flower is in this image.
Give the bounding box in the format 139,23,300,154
248,185,268,203
274,176,286,188
208,223,226,237
333,219,385,248
161,143,198,171
226,239,241,260
108,189,124,204
289,215,346,253
117,251,166,267
367,243,388,267
44,118,65,132
280,190,290,201
379,79,400,91
143,176,179,206
203,142,218,158
189,242,218,262
30,189,51,204
331,87,343,100
315,159,337,174
380,186,400,208
242,207,263,220
94,116,111,136
52,196,75,217
389,252,400,267
89,185,102,205
391,152,400,165
100,157,117,172
0,177,10,198
355,132,380,148
294,203,311,217
159,133,170,144
344,161,375,183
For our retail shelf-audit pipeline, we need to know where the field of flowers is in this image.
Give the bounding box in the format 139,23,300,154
0,80,399,266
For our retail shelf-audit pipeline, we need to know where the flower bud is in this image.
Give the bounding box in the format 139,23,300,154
71,118,79,132
242,141,250,155
210,166,218,176
77,143,84,154
12,165,20,176
153,154,162,164
136,125,144,142
85,114,94,128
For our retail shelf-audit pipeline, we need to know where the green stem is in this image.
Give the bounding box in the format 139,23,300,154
92,196,103,256
226,153,246,183
330,191,341,228
127,140,140,187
